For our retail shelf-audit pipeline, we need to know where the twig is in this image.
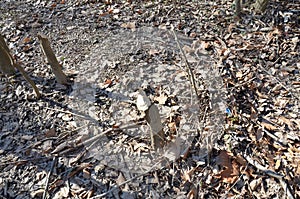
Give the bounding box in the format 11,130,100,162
42,156,57,199
244,154,295,199
14,62,41,99
0,157,49,167
58,122,145,155
0,34,16,74
84,122,144,146
44,107,98,123
171,25,199,99
262,128,287,146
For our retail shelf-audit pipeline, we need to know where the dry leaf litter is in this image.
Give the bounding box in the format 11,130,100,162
0,0,299,198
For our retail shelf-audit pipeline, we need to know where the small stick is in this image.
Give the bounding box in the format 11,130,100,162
171,25,199,99
58,122,145,155
0,35,15,75
0,157,48,167
14,61,41,99
81,122,145,147
262,128,287,146
42,156,57,199
44,107,99,123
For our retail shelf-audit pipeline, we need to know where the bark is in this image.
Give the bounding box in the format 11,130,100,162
0,35,16,75
0,35,41,98
37,33,69,85
14,62,41,99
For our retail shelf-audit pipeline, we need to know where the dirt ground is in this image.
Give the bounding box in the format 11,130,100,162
0,0,299,198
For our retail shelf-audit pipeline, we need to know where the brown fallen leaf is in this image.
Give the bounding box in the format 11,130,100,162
149,48,160,56
45,128,57,137
256,90,269,99
120,22,136,30
116,172,126,185
215,160,239,184
236,71,243,78
168,122,177,134
215,151,240,184
216,150,231,168
278,116,295,129
105,78,112,85
261,122,277,131
249,178,262,191
116,172,130,191
296,160,300,175
23,37,32,44
235,154,247,167
222,160,240,184
274,98,289,108
181,168,195,184
187,185,198,199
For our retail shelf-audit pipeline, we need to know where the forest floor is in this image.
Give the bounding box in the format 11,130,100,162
0,0,299,199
